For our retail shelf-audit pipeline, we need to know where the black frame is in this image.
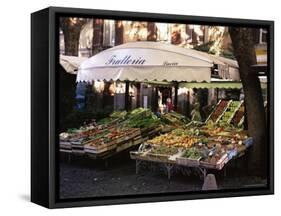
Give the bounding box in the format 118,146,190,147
31,6,274,208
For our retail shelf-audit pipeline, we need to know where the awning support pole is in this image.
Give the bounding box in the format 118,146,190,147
174,82,178,111
187,90,190,117
136,82,141,108
125,81,130,111
154,87,159,112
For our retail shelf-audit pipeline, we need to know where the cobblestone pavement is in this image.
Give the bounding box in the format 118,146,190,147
59,152,267,199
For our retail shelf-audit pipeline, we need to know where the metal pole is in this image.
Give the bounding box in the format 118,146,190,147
125,81,130,111
174,82,178,111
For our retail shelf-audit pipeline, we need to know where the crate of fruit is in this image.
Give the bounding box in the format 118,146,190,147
205,99,230,123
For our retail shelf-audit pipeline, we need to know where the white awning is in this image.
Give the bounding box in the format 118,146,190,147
77,42,213,82
60,55,87,74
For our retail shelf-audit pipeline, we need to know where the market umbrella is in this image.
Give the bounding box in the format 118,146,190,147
76,42,214,83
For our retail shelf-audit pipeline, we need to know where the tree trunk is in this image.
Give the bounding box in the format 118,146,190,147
92,19,104,55
147,22,157,41
60,18,87,56
115,21,124,45
59,18,87,130
229,27,267,176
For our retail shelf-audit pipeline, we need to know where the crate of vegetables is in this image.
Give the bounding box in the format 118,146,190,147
176,147,202,167
145,145,178,163
115,128,141,143
83,135,118,154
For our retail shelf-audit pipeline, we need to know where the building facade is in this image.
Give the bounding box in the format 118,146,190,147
59,19,267,120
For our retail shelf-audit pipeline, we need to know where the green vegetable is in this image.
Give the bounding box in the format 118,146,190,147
183,147,202,159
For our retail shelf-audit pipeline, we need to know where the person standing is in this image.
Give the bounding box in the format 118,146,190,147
166,98,174,112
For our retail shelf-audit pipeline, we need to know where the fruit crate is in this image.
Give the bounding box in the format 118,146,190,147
218,100,242,125
230,101,245,127
205,99,232,124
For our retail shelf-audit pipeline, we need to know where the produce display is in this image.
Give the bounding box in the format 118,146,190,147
147,129,198,148
84,127,141,154
131,124,252,170
96,111,127,125
121,108,162,130
60,100,250,163
59,108,188,157
205,100,245,129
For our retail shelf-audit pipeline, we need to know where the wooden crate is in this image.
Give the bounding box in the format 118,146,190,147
59,141,72,150
59,148,72,153
84,139,117,154
84,143,117,154
130,151,141,160
200,154,229,170
216,154,228,170
71,144,85,154
144,152,171,163
176,157,201,167
200,160,217,169
116,129,141,144
116,140,134,153
161,125,175,133
133,136,143,145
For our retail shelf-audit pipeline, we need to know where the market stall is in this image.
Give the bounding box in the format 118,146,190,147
60,42,257,165
129,96,254,181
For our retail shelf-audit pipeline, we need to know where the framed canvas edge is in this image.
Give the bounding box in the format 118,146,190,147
42,6,274,209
